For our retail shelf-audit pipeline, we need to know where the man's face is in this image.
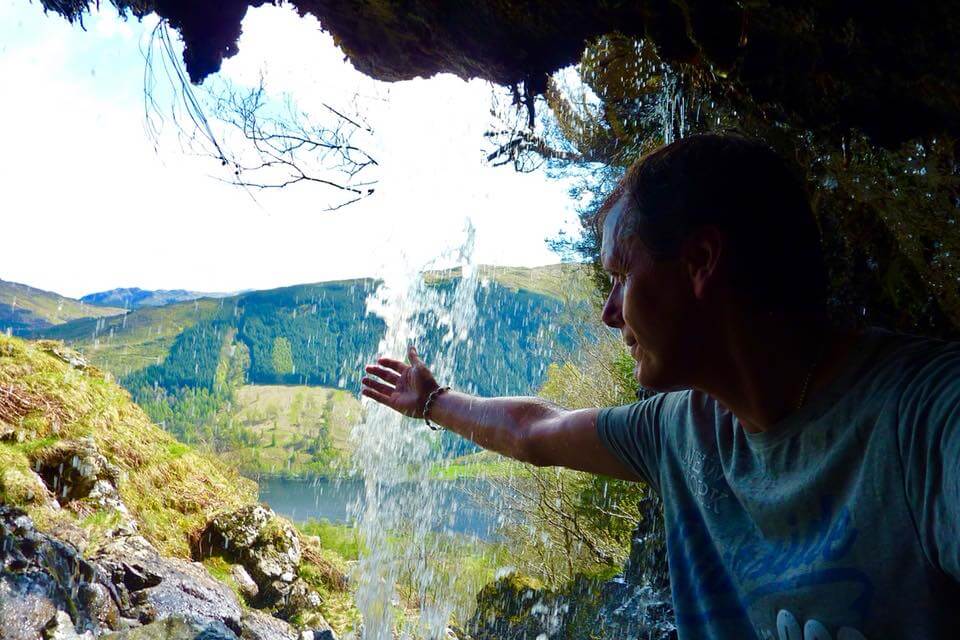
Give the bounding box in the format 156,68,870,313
599,195,698,391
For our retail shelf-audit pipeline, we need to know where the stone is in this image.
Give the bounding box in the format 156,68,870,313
100,615,239,639
0,507,120,639
238,610,297,640
92,529,242,634
31,437,122,507
36,1,960,145
192,505,302,608
230,565,259,601
35,341,90,372
42,611,95,640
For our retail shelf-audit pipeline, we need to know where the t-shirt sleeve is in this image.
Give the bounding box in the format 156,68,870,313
897,341,960,581
596,393,668,493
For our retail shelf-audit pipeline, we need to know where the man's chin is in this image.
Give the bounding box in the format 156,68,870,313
634,359,685,394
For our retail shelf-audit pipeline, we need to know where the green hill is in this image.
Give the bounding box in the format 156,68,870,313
0,335,255,557
36,265,587,465
38,296,225,377
425,263,591,302
0,278,125,336
215,384,361,477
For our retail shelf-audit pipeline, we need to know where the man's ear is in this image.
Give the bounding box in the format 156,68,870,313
682,226,725,300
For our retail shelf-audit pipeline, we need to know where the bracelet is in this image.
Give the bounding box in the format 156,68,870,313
423,386,451,430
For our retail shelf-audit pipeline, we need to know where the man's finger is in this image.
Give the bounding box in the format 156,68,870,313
378,357,408,373
361,377,395,397
365,365,401,384
407,344,422,366
361,387,391,406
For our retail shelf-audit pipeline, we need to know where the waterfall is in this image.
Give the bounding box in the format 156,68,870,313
350,222,483,639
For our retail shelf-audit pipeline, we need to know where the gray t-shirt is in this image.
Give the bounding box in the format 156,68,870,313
597,328,960,640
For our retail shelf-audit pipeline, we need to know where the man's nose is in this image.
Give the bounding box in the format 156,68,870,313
601,288,623,329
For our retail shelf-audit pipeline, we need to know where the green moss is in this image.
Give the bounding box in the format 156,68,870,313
298,519,362,561
0,443,44,505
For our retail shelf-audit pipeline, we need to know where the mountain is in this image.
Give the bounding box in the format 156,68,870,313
81,286,238,309
0,278,125,336
36,264,590,459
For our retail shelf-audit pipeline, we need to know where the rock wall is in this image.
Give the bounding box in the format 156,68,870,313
40,0,960,145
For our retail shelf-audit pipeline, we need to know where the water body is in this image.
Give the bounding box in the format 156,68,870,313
259,475,506,541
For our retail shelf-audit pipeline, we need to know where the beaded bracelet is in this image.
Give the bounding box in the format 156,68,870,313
423,386,451,430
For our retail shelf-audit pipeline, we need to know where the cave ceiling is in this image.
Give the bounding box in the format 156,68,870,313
40,0,960,145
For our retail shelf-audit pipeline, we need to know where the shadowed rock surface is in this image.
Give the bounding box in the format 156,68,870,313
38,0,960,145
0,507,121,640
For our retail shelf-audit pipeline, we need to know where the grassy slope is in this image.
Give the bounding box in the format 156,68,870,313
218,384,362,477
0,335,361,634
0,279,124,333
0,335,255,557
38,297,224,377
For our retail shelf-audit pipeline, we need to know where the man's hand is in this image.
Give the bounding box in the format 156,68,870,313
360,347,639,481
361,345,439,418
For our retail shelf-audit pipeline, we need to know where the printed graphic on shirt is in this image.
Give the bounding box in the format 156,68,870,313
681,448,731,514
667,494,874,636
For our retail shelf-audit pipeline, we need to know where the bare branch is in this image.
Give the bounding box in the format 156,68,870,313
142,23,378,210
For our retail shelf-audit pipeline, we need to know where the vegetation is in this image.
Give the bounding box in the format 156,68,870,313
507,35,960,341
217,385,360,477
37,296,223,376
0,335,255,557
36,272,583,468
0,279,123,336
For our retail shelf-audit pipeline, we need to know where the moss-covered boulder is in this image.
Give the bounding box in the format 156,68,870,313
193,505,301,605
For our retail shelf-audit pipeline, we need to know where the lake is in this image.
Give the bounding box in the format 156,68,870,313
258,476,508,541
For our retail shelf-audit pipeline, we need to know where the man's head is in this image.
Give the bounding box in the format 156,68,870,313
598,133,827,390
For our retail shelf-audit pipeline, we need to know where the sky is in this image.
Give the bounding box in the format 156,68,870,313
0,1,581,299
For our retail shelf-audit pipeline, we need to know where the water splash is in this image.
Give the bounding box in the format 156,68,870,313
350,222,482,639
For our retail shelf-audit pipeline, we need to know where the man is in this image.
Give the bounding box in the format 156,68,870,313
361,134,960,639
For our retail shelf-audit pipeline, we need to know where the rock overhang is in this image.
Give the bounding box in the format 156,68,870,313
37,1,960,146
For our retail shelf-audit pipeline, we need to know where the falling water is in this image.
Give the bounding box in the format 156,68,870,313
350,223,483,639
657,67,688,144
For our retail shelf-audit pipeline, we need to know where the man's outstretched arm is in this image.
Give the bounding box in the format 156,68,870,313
361,346,639,481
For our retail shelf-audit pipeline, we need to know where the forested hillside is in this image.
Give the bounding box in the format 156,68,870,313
0,278,124,335
37,267,585,462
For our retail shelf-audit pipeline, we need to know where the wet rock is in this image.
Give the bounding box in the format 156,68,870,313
231,565,259,602
192,505,307,609
591,581,676,640
100,615,239,639
468,569,675,640
239,610,297,640
467,573,553,640
0,507,120,640
92,528,242,633
42,611,94,640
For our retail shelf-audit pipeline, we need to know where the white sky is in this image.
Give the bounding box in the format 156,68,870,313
0,1,581,299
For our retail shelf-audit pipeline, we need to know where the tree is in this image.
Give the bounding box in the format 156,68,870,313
271,336,294,378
